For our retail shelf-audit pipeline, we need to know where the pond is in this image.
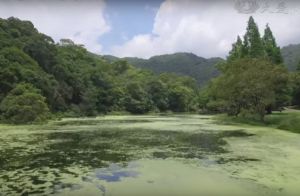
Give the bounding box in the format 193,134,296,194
0,115,300,195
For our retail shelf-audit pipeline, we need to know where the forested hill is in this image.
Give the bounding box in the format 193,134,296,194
0,17,201,124
102,53,223,85
103,44,300,85
281,43,300,71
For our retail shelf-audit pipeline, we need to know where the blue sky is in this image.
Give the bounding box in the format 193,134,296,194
99,0,163,50
0,0,300,58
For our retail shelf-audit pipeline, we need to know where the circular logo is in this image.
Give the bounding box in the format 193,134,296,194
234,0,260,14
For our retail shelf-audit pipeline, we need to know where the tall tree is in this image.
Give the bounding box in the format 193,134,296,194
262,24,283,64
243,16,265,58
228,36,243,61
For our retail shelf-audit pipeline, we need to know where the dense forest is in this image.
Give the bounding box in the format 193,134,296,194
0,17,200,124
0,16,300,124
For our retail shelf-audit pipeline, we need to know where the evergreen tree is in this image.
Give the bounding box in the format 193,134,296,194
228,36,243,61
262,24,283,64
241,34,249,57
244,16,265,58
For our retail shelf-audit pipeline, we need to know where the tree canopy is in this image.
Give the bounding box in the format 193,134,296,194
0,83,49,124
206,16,291,120
0,17,201,123
228,17,283,65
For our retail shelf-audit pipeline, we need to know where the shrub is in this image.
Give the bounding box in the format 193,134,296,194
0,83,49,124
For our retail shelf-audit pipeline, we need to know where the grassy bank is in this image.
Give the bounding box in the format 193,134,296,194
216,109,300,134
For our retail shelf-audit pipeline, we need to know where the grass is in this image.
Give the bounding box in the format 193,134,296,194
216,108,300,134
266,110,300,133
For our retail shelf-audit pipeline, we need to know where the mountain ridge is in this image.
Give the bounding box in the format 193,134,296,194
102,44,300,85
281,43,300,71
102,52,224,86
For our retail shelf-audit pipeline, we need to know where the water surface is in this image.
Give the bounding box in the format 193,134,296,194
0,115,300,195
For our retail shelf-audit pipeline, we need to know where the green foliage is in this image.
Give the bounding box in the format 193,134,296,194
159,73,199,112
215,16,292,119
124,82,153,114
228,36,243,61
0,83,49,124
103,53,223,86
0,17,201,122
262,24,283,64
244,16,265,58
0,47,59,108
228,17,283,66
281,44,300,71
291,72,300,106
208,58,289,120
168,85,194,112
146,80,169,111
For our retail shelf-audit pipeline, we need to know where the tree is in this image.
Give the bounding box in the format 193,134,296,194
79,87,98,116
208,58,289,121
23,35,57,73
291,73,300,106
262,24,283,64
244,16,265,58
0,47,60,110
228,36,243,61
291,62,300,106
0,83,49,124
124,82,153,114
219,16,290,115
168,85,195,112
147,80,169,111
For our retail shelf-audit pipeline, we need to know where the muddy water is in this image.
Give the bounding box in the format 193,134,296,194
0,115,300,196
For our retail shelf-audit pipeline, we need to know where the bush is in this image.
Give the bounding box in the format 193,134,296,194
0,83,49,124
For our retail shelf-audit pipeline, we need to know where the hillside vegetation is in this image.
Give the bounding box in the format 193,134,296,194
0,17,200,124
103,44,300,86
102,44,300,86
281,43,300,71
103,53,223,86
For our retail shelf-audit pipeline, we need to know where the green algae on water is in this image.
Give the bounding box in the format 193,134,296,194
1,115,300,195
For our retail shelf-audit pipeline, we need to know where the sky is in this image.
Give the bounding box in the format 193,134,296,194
0,0,300,59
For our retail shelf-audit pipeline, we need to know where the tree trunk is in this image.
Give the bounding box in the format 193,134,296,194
266,105,272,115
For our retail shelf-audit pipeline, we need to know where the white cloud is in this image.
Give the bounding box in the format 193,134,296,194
111,0,300,59
0,0,110,53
